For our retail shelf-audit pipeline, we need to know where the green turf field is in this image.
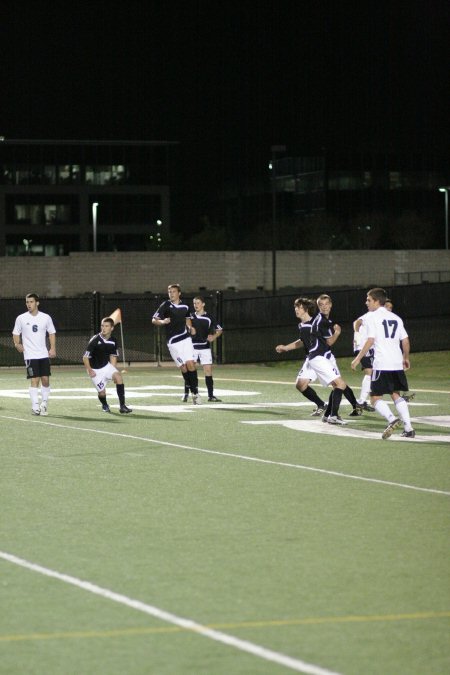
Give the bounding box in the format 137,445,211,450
1,352,449,675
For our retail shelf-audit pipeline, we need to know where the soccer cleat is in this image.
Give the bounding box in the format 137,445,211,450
311,405,327,417
181,393,189,402
101,404,111,413
192,394,202,405
349,407,363,417
401,430,416,438
321,414,329,423
208,396,222,402
381,418,400,440
39,402,48,416
402,392,416,403
328,415,347,425
31,408,41,416
358,401,375,412
119,405,132,414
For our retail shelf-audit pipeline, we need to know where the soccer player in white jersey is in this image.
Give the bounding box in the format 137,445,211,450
351,287,415,439
12,293,56,415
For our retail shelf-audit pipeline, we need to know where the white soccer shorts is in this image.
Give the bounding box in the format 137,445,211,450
194,347,213,366
91,362,119,392
296,357,318,383
308,355,341,386
168,337,195,367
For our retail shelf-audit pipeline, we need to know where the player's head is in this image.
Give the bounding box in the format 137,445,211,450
100,317,115,334
385,298,393,312
317,294,332,315
294,297,316,319
367,287,387,304
366,287,387,311
193,296,205,311
25,293,40,312
168,284,181,301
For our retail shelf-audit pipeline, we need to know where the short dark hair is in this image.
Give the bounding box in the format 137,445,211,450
101,317,114,327
26,293,39,301
193,296,205,303
294,297,316,315
168,284,181,293
368,287,387,304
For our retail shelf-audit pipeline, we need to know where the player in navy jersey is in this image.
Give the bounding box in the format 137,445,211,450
12,292,56,416
276,297,327,416
83,317,132,414
352,287,415,439
152,284,201,404
314,294,361,421
182,296,223,402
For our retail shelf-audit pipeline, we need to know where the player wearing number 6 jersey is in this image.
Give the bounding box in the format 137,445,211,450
351,287,415,440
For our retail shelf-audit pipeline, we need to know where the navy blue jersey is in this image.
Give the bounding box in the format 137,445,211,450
84,333,119,369
308,312,334,360
153,300,190,344
190,311,222,350
297,320,314,355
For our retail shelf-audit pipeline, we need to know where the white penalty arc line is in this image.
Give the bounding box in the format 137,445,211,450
1,415,449,497
0,552,341,675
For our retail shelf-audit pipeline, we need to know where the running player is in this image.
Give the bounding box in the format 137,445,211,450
351,287,415,439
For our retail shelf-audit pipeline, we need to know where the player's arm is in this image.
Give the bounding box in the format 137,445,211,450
326,323,341,346
275,339,302,353
152,314,170,326
207,328,223,343
351,337,374,369
401,337,411,370
110,354,118,367
83,353,96,377
353,318,363,332
48,332,56,358
12,333,24,353
186,317,196,336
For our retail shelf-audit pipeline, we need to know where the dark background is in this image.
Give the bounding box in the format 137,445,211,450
2,1,449,231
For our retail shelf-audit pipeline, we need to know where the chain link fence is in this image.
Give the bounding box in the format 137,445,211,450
1,282,449,367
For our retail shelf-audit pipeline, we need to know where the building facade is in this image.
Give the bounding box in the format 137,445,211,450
0,138,177,256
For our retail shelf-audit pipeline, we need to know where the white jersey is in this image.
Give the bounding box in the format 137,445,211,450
364,307,408,371
12,311,56,360
353,312,369,350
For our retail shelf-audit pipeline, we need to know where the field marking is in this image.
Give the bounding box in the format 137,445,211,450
210,377,450,395
1,610,448,643
242,420,450,444
0,551,341,675
1,414,449,496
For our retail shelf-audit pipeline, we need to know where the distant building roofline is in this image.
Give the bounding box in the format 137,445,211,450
0,138,178,146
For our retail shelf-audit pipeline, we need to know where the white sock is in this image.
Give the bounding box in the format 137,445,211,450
358,375,371,404
395,397,413,431
41,386,51,403
374,399,396,423
29,387,39,407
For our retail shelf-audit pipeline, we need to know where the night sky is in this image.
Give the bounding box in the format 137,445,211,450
2,1,449,225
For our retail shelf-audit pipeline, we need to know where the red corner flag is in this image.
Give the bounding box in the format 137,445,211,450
109,308,122,325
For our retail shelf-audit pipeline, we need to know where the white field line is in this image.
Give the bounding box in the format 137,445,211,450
209,377,450,395
1,414,449,497
0,552,341,675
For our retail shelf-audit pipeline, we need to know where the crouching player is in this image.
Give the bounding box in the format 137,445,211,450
83,317,132,414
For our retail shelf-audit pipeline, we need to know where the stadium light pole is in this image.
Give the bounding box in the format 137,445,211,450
92,202,99,252
270,145,286,294
438,187,449,250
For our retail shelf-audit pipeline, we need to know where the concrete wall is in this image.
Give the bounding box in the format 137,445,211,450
1,250,449,297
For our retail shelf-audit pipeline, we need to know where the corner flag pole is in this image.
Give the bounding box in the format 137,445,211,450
109,308,127,370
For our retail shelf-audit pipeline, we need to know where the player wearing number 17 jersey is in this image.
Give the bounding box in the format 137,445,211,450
351,287,415,440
